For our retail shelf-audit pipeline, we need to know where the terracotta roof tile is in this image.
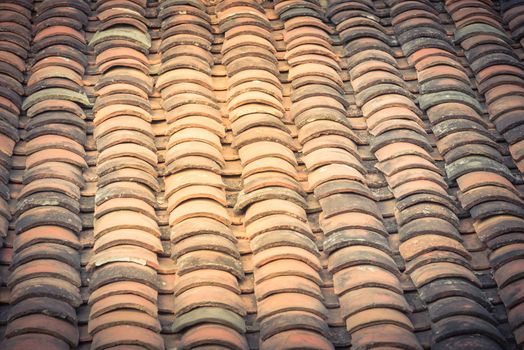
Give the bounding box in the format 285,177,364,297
2,333,70,350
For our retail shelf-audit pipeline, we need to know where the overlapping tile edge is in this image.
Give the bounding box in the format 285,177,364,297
2,1,522,348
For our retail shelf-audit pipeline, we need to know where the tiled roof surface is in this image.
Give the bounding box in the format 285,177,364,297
1,0,524,348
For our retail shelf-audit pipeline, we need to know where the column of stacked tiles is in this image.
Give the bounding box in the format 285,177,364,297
216,1,335,349
441,1,524,174
87,1,165,349
502,1,524,50
389,0,524,346
155,1,249,348
0,0,30,339
2,0,92,348
0,0,31,248
327,1,507,348
276,1,422,349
